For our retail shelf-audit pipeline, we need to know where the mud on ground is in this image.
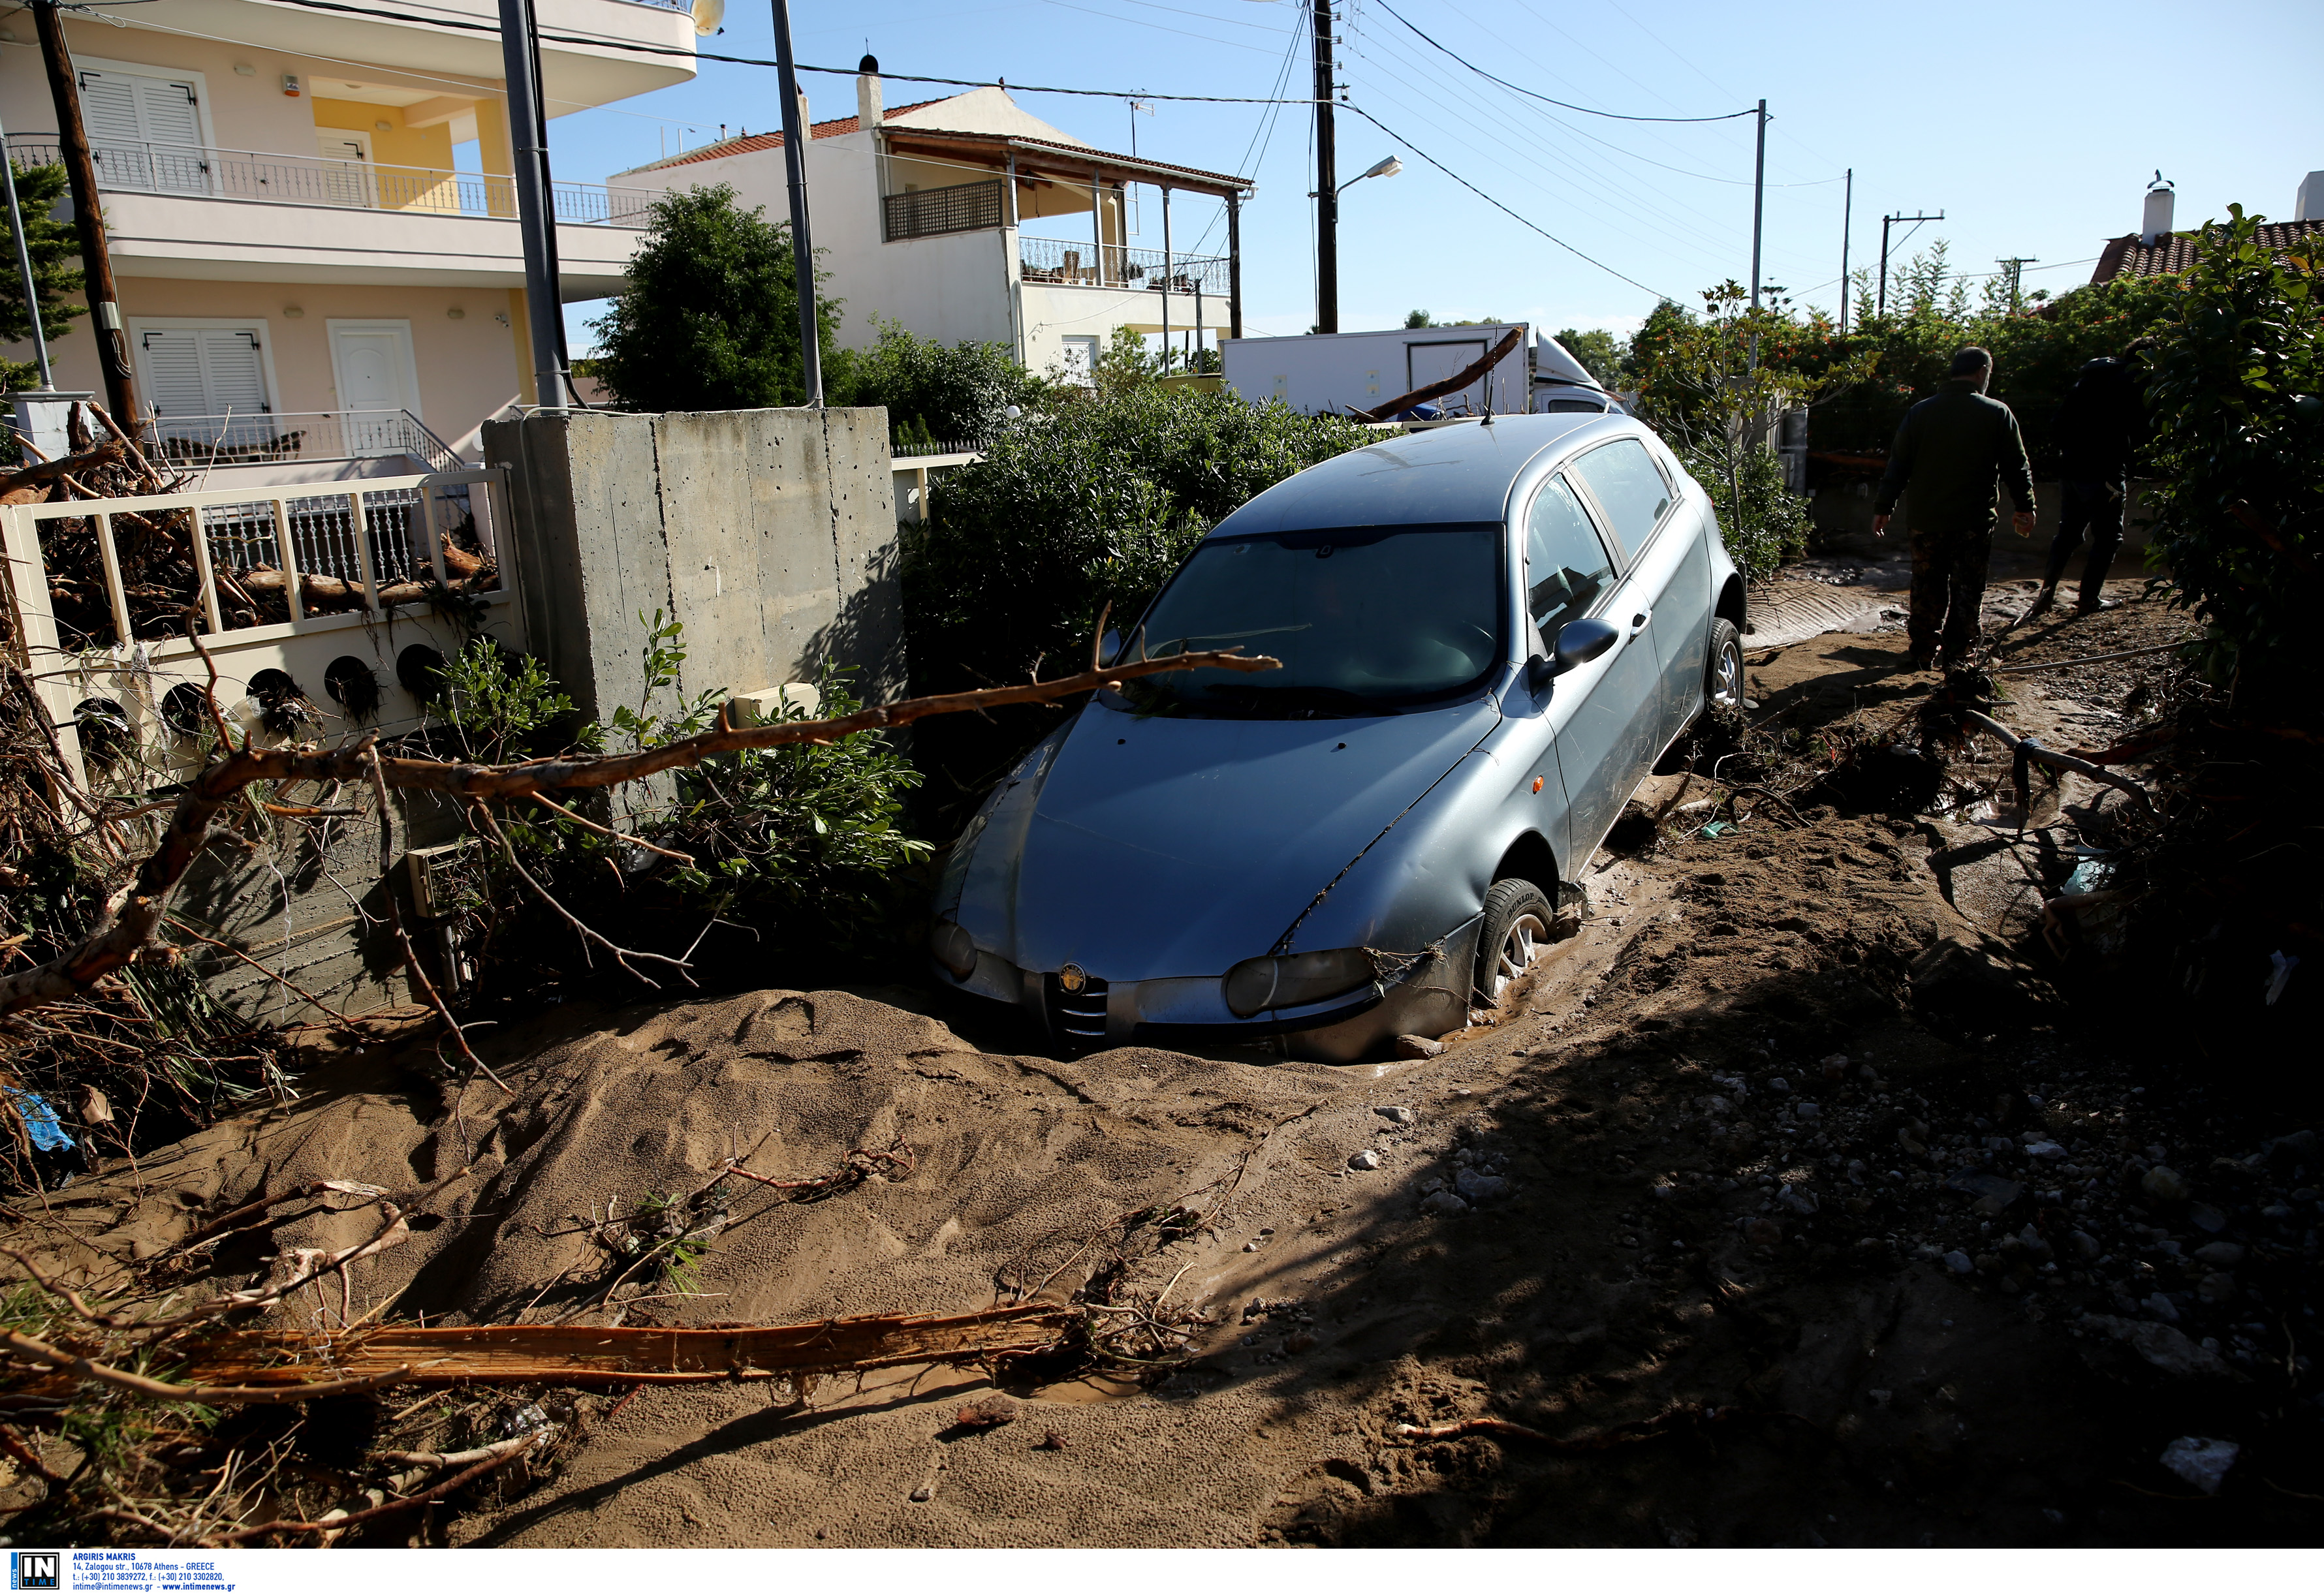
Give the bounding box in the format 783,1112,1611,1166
7,581,2319,1547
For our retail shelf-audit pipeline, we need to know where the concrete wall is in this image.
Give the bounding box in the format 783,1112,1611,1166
482,405,903,737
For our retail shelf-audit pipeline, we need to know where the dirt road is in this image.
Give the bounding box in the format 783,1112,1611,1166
12,580,2318,1547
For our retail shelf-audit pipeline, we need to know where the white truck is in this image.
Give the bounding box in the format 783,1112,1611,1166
1219,325,1616,420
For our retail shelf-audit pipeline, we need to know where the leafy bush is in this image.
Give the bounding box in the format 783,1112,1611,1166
586,185,843,412
1674,437,1811,580
902,386,1372,799
2141,205,2323,690
831,317,1047,448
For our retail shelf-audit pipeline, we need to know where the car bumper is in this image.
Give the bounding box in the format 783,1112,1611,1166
932,916,1481,1064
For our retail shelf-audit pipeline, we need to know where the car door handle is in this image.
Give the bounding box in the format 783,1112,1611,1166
1628,610,1651,636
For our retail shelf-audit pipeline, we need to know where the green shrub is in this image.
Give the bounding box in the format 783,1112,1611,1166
1674,438,1811,580
2141,205,2323,690
832,317,1046,447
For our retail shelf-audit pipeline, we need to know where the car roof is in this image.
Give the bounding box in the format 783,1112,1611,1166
1212,412,1633,536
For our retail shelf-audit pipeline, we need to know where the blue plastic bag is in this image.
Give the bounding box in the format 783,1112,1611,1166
6,1089,76,1153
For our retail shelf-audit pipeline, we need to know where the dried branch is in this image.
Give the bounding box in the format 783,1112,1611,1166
1962,709,2157,812
362,749,505,1092
215,1430,547,1543
165,916,361,1029
1,1327,411,1404
0,648,1277,1019
472,801,687,986
528,791,693,865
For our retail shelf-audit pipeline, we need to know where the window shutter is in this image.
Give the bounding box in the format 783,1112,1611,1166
78,72,152,190
138,329,208,422
136,78,205,192
196,330,268,416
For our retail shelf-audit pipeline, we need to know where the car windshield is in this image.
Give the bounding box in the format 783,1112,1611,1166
1113,523,1503,717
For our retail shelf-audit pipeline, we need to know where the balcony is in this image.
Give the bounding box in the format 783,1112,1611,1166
142,410,467,473
883,179,1005,243
1018,235,1228,295
7,138,653,293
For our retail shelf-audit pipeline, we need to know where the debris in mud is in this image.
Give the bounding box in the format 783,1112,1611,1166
954,1394,1020,1430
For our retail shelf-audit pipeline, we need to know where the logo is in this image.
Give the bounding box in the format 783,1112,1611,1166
12,1553,59,1591
1056,963,1087,994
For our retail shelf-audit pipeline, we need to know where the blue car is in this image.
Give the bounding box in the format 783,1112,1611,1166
929,413,1746,1061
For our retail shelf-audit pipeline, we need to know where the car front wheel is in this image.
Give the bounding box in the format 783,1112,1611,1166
1475,877,1554,1006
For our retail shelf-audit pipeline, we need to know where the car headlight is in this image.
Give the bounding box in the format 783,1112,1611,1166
1221,948,1378,1019
930,918,978,980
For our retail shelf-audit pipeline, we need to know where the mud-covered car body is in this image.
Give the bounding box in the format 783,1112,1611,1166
930,413,1744,1060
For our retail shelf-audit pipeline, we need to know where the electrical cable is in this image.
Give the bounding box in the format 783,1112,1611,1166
246,0,1326,104
1367,0,1750,123
1339,102,1672,300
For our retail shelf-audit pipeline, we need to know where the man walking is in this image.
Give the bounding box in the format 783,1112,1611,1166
1873,346,2037,669
2026,350,2148,619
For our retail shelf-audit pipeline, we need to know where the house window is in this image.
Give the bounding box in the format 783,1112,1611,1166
77,64,209,194
134,324,272,441
1059,335,1099,388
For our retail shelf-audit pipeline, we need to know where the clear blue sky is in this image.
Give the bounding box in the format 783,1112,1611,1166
556,0,2322,354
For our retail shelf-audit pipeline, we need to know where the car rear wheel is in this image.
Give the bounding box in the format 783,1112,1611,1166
1705,617,1744,713
1475,877,1554,1006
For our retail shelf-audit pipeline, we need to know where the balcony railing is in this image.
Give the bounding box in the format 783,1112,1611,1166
7,138,657,227
883,178,1005,242
1018,235,1227,294
139,410,465,474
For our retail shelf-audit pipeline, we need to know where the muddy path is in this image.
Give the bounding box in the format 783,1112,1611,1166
9,581,2318,1547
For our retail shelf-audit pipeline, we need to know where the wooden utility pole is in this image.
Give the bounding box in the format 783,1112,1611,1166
1312,0,1337,334
29,0,137,420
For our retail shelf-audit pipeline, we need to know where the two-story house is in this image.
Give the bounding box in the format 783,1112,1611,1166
1,0,693,470
613,62,1249,384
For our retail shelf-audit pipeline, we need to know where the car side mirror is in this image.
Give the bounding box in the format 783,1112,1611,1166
1552,617,1620,674
1525,652,1554,692
1097,628,1123,668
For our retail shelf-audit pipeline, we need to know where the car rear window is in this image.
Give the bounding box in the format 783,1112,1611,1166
1569,437,1672,553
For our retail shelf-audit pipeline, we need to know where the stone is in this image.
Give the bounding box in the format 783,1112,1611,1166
1744,1218,1782,1247
1283,1331,1317,1354
1454,1168,1511,1205
1348,1150,1382,1171
1767,1077,1791,1093
1943,1250,1975,1275
2191,1241,2246,1269
1393,1034,1446,1060
1419,1190,1469,1218
2158,1436,2239,1494
2024,1141,2067,1161
2143,1293,2182,1323
954,1393,1020,1429
1374,1106,1416,1124
1652,1183,1678,1200
2187,1202,2229,1235
2070,1230,2102,1261
1776,1184,1819,1216
2080,1315,2239,1380
2197,1272,2237,1305
1794,1102,1821,1121
1819,1053,1851,1079
2141,1166,2193,1202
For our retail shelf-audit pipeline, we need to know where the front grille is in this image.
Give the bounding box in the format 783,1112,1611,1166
1045,974,1110,1051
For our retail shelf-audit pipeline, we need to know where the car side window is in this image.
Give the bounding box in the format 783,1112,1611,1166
1569,437,1672,555
1524,474,1618,643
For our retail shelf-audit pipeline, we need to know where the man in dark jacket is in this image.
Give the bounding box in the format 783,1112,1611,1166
2026,351,2147,619
1874,347,2037,668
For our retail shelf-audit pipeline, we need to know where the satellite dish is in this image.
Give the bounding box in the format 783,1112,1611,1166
691,0,723,36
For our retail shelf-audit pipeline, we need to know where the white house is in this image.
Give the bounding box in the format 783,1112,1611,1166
613,62,1251,387
1,0,695,469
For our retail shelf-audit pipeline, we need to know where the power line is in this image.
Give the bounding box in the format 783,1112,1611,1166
1368,0,1752,123
251,0,1325,105
1339,102,1672,300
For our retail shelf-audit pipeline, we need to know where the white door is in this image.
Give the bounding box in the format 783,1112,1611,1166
328,321,419,456
79,67,207,193
315,131,374,208
134,325,270,448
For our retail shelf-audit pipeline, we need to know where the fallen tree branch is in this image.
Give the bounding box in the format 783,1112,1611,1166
1962,709,2156,813
0,648,1278,1019
1353,328,1525,422
1,1327,412,1404
366,749,505,1091
528,791,693,865
1988,640,2187,675
165,916,363,1029
0,438,127,499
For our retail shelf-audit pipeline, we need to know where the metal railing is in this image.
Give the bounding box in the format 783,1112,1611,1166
7,138,656,227
1018,234,1227,294
883,178,1004,241
140,411,465,473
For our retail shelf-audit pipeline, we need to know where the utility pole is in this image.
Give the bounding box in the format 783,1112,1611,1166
1312,0,1337,335
496,0,567,410
770,0,822,403
1744,99,1767,370
29,1,136,422
1877,209,1943,320
1838,168,1852,336
1994,255,2037,312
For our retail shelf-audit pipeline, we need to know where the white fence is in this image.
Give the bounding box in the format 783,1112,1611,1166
0,469,523,792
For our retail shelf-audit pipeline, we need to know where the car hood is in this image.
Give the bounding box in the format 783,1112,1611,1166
964,694,1500,981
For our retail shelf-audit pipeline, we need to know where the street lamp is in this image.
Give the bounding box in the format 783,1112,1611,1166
1340,154,1402,193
